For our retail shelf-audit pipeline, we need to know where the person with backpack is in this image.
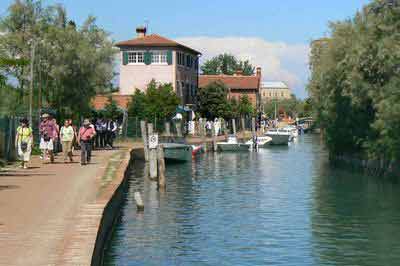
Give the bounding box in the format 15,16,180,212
15,118,33,169
78,119,96,165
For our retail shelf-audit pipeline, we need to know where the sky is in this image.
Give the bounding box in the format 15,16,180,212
0,0,372,98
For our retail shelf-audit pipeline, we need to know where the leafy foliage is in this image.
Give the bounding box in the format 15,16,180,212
201,53,255,76
262,96,311,119
103,96,122,121
308,0,400,161
197,81,232,119
237,95,255,116
0,0,116,120
128,80,180,121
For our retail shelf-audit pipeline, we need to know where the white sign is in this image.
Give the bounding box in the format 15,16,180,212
148,134,158,149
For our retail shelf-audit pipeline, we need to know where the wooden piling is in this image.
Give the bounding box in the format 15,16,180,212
241,117,245,132
140,121,149,161
165,122,171,137
176,121,182,137
134,192,144,211
157,145,166,190
148,123,157,179
232,119,237,136
252,117,256,136
212,121,217,152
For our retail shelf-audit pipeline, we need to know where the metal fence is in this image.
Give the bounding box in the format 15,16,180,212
0,116,18,161
122,116,257,139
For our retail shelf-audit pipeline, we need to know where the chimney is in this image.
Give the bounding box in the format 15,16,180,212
256,67,262,77
136,26,147,38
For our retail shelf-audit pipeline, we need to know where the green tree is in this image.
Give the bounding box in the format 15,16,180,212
308,0,400,163
128,89,146,120
201,53,255,76
0,0,116,120
238,95,255,116
197,81,231,119
127,80,180,121
103,96,122,121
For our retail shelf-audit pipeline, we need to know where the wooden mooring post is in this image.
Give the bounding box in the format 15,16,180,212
212,121,217,152
148,123,158,179
134,192,144,211
140,121,149,161
232,118,237,136
176,121,182,137
252,117,257,150
165,122,171,137
157,145,166,190
241,117,245,132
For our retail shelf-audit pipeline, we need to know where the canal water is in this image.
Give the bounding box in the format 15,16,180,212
104,135,400,266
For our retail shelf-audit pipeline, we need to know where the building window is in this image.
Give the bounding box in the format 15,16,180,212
281,92,284,97
177,52,186,66
186,55,193,68
128,51,144,64
152,51,167,64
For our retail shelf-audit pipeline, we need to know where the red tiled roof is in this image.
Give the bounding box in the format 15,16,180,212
91,94,131,110
115,34,201,55
199,75,260,89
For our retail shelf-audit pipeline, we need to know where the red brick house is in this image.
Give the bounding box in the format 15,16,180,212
199,67,262,109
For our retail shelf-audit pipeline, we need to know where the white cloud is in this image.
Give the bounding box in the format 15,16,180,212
177,36,310,98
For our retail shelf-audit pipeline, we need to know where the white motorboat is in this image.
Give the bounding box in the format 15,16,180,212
245,136,272,148
265,129,291,145
217,135,250,152
284,125,299,139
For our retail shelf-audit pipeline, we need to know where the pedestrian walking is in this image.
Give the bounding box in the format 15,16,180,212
105,119,117,149
60,120,74,163
52,118,60,155
15,118,33,169
95,118,106,149
39,113,56,163
78,119,96,165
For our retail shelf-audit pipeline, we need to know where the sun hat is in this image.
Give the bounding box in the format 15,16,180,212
83,119,90,125
41,113,50,118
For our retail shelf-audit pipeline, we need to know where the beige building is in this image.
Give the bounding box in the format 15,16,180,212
115,27,201,105
260,81,292,101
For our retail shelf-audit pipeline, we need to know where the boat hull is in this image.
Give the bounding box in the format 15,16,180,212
217,143,250,151
162,144,192,162
265,134,290,145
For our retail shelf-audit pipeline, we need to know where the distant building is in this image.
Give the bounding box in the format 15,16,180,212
260,81,292,101
199,68,262,109
115,26,202,106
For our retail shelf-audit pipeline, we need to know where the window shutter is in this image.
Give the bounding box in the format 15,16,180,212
144,51,152,65
122,51,128,65
167,50,173,65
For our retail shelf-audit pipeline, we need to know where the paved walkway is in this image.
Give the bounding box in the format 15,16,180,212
0,145,131,266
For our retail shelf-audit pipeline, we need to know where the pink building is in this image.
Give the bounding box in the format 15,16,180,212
115,26,201,106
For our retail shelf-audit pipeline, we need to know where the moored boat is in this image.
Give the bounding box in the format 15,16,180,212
245,136,272,148
217,135,250,152
265,129,291,145
162,143,192,162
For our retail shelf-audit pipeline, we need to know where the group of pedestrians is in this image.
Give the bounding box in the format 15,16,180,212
14,113,119,168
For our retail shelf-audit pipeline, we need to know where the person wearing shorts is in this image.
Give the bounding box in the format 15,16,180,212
39,113,56,163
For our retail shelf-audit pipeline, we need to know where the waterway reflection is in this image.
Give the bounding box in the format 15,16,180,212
104,135,400,266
